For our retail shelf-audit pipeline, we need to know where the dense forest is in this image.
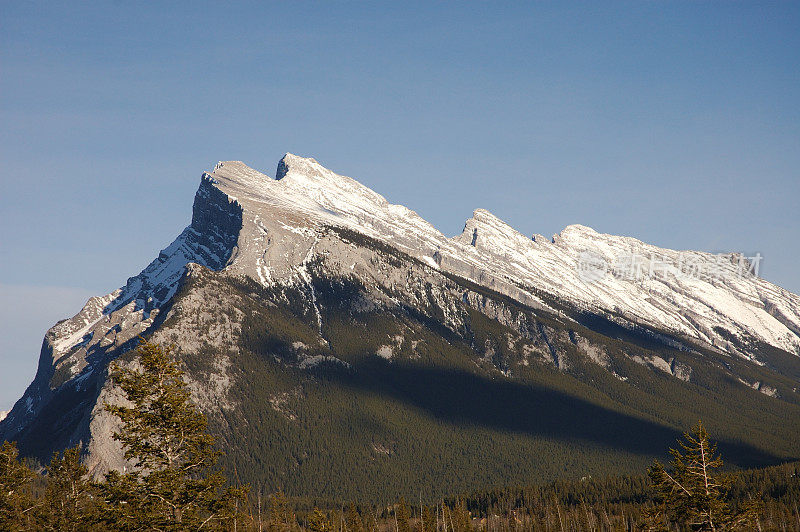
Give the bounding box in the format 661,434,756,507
2,341,799,531
3,437,800,530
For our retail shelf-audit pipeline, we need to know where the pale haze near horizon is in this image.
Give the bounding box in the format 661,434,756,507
1,2,798,411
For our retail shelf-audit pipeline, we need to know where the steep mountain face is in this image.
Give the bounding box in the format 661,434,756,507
2,154,800,501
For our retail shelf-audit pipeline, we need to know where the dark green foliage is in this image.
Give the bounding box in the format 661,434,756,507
420,504,436,531
395,497,411,532
2,434,800,530
216,461,798,530
449,498,473,531
646,422,760,530
0,440,38,530
268,490,299,531
102,340,249,530
307,507,333,531
345,503,364,532
43,445,99,531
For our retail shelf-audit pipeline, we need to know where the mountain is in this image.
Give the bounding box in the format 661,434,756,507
2,154,800,501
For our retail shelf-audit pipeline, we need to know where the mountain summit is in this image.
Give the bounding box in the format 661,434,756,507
2,155,799,500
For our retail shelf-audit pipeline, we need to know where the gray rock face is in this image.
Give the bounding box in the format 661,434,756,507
2,153,799,478
0,173,242,461
202,155,800,360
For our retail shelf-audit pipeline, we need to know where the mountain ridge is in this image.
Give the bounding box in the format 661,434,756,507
213,154,800,357
2,153,799,500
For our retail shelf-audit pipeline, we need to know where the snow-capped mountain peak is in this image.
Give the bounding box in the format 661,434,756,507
30,155,800,372
3,152,800,482
205,156,800,360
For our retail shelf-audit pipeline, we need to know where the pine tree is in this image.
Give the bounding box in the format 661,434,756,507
42,444,98,531
450,498,472,532
267,490,298,531
307,507,333,532
396,497,411,532
647,421,759,531
345,503,365,532
420,505,435,532
0,441,37,530
102,339,248,530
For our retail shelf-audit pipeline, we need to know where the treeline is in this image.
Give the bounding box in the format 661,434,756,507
2,340,800,530
449,459,800,530
272,454,800,531
4,447,799,531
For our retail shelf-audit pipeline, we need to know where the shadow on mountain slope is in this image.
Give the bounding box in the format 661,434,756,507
321,359,788,469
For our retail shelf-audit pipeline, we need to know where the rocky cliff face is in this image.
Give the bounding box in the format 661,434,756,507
2,154,800,498
0,174,242,463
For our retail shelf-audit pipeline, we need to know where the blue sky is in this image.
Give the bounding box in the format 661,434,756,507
1,2,798,411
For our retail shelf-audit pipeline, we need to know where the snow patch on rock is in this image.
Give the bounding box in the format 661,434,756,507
629,353,692,382
376,345,394,360
737,378,779,398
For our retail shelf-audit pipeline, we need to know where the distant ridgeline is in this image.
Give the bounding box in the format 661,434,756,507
2,153,799,502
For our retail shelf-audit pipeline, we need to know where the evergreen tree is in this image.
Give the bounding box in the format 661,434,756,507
450,498,472,532
268,490,298,531
0,441,37,530
647,421,759,531
345,503,364,532
395,497,411,532
420,505,435,532
102,339,247,530
43,444,98,531
307,507,332,532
